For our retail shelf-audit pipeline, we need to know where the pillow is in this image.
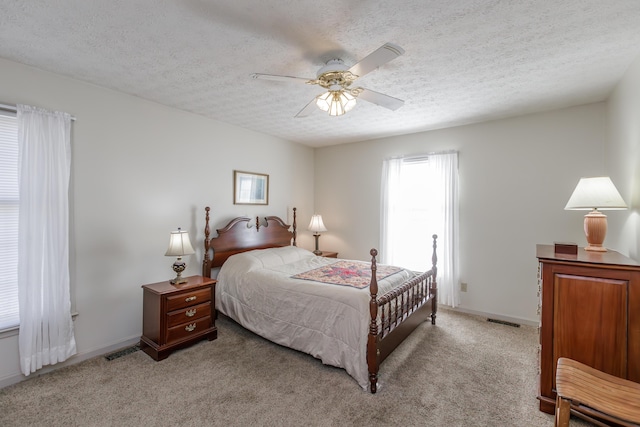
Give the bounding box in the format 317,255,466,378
221,246,315,276
248,246,315,267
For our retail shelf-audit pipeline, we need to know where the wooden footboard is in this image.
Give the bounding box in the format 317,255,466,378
367,235,438,393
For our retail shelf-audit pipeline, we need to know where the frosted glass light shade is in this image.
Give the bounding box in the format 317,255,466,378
564,177,627,211
308,214,327,233
165,228,195,256
316,91,357,116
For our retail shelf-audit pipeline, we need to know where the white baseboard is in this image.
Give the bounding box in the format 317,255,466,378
442,305,539,327
0,335,141,389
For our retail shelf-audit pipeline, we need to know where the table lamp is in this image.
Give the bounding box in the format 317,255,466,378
165,227,195,284
564,177,627,252
308,214,327,255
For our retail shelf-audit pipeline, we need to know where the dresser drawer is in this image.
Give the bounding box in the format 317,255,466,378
167,301,211,328
166,287,211,312
166,316,212,345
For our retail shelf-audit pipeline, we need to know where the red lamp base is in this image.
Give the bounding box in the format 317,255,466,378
583,210,608,252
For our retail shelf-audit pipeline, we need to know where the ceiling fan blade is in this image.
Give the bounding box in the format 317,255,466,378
295,98,318,118
358,88,404,111
348,43,405,78
250,73,314,84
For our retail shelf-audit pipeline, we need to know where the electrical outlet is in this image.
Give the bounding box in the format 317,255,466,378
461,282,468,292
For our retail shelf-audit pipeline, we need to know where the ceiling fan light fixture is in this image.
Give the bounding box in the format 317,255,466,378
316,90,357,116
252,42,405,118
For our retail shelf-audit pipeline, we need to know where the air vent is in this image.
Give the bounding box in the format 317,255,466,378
105,344,140,361
487,318,520,328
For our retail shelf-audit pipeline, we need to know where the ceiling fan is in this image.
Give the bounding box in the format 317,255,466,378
251,43,405,117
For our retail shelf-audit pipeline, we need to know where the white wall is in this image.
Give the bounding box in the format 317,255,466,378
0,58,315,386
314,103,607,324
606,54,640,261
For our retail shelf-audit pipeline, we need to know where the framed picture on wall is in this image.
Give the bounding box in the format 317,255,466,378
234,170,269,205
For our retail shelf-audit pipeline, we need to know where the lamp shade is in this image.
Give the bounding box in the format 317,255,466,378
308,214,327,233
564,177,627,210
164,228,195,257
316,91,357,116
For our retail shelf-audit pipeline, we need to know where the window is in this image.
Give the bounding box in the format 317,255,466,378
381,151,460,307
0,112,19,330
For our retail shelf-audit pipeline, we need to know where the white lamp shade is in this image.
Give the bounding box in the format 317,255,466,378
308,214,327,233
164,228,195,256
316,91,357,116
565,177,627,211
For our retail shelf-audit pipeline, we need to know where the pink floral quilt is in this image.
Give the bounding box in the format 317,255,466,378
291,260,403,289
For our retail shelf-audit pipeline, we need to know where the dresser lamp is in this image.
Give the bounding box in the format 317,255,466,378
308,214,327,255
165,227,196,284
564,177,627,252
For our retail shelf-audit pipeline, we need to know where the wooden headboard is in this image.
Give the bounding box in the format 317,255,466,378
202,206,297,277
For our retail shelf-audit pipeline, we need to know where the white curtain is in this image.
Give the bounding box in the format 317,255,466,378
380,157,402,266
430,152,460,307
17,104,76,376
380,151,460,307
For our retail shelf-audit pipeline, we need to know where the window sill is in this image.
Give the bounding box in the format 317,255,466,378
0,312,79,339
0,324,18,339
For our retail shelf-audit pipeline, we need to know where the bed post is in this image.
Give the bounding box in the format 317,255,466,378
430,234,438,325
292,207,297,246
202,207,211,278
367,248,379,393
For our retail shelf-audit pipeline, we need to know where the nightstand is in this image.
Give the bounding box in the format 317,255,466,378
317,251,338,258
140,275,217,361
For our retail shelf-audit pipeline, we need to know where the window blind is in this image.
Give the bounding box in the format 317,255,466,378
0,112,19,330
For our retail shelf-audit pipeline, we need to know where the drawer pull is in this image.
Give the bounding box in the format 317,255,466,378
185,296,197,302
185,309,196,317
185,323,196,332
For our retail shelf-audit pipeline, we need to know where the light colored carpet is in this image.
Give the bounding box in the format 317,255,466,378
0,308,592,426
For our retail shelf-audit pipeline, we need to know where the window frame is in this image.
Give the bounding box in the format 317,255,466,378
0,110,20,333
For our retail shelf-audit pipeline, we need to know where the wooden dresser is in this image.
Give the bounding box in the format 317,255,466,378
140,275,217,361
536,245,640,415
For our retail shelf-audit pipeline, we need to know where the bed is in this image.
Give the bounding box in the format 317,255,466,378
201,206,438,393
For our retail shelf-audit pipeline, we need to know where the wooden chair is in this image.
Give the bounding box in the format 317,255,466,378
555,357,640,427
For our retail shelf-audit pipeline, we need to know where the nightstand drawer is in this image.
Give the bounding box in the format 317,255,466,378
167,301,211,328
166,316,212,345
166,287,211,312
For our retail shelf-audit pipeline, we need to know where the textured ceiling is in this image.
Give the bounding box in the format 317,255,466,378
1,1,640,147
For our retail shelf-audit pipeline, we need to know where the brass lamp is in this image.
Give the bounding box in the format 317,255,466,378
165,227,195,284
564,177,627,252
308,214,327,255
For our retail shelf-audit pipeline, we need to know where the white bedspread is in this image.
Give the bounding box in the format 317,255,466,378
215,246,414,390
